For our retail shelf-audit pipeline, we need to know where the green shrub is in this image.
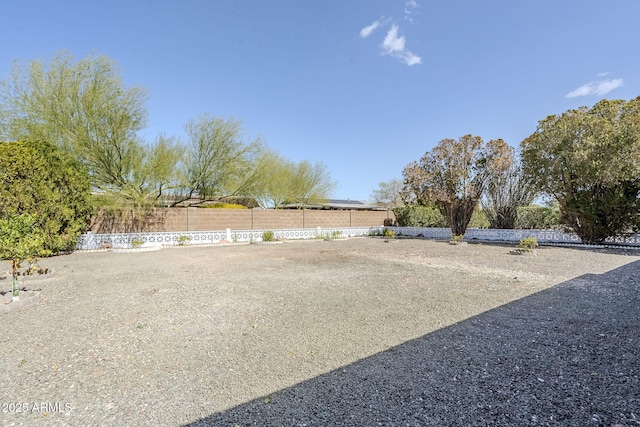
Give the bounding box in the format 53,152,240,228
0,140,92,253
0,214,50,297
262,230,275,242
383,228,396,238
177,235,191,246
516,206,560,229
518,237,539,252
468,209,490,229
392,205,447,227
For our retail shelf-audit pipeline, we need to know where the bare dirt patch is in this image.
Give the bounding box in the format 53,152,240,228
1,238,638,426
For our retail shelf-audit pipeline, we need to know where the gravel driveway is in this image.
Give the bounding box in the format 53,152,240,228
1,238,639,426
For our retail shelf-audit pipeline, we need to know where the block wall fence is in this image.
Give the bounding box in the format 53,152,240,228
75,226,640,251
89,208,395,233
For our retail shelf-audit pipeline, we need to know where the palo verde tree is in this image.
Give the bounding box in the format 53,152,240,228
248,151,337,209
521,97,640,243
0,140,92,252
481,149,537,229
0,51,175,204
178,114,263,205
249,149,295,209
402,134,511,236
286,160,336,208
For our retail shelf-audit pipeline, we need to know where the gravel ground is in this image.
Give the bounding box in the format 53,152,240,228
0,238,638,427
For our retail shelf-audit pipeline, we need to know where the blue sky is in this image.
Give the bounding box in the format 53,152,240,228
2,0,639,201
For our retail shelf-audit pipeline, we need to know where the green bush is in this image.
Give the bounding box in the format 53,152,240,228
393,205,489,229
516,206,560,229
0,214,50,297
383,228,396,238
262,230,275,242
518,236,539,252
468,209,490,229
392,205,447,227
0,140,92,253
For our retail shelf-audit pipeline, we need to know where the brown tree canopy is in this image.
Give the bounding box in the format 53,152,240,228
402,134,511,236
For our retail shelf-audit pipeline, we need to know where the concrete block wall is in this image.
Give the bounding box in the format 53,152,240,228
351,210,393,227
187,208,252,231
302,210,350,228
90,208,395,233
253,209,303,229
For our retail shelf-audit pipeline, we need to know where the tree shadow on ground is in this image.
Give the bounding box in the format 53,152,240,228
185,260,640,427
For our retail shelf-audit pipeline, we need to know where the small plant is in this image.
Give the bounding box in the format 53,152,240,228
262,230,275,242
177,235,191,246
449,234,466,245
131,238,144,249
331,230,342,239
383,228,396,238
518,237,538,252
0,214,49,300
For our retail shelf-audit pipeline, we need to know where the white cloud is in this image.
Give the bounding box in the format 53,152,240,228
381,25,422,66
382,25,406,52
359,4,422,66
360,20,381,38
566,78,624,98
404,0,419,21
402,51,422,66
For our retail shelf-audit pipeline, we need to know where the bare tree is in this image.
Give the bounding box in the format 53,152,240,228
370,179,405,208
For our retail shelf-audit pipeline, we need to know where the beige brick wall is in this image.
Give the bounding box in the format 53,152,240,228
90,208,395,233
351,210,394,227
253,209,303,229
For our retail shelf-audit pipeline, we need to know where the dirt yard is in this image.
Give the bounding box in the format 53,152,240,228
1,238,638,426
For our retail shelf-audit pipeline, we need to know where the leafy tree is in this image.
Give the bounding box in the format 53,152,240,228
0,140,92,252
521,97,640,243
178,115,263,205
119,133,182,205
402,134,511,236
249,150,295,209
0,214,49,298
248,151,337,209
481,151,537,229
0,52,149,196
287,160,336,208
370,179,405,208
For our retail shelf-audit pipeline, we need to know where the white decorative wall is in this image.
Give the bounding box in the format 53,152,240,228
75,226,640,251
